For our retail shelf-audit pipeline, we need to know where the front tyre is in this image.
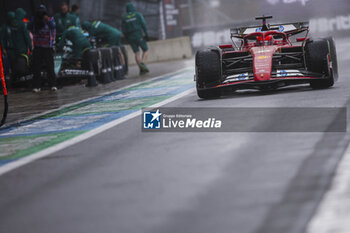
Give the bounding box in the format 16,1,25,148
305,38,336,89
195,49,221,99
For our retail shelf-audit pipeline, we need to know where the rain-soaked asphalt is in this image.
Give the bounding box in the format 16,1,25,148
1,39,350,233
1,59,192,126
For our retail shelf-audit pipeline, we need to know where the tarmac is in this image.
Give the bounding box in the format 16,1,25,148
1,39,350,233
0,58,194,126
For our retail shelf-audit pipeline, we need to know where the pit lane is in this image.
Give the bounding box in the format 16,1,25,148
0,39,350,233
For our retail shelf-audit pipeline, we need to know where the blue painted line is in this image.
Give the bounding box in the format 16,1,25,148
73,69,192,103
0,109,137,138
0,69,194,139
0,68,195,165
0,160,14,166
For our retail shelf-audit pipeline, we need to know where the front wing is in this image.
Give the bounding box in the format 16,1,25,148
199,71,328,91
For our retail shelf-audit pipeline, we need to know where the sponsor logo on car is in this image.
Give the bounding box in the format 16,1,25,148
276,70,304,77
279,70,288,77
61,69,90,76
224,73,250,83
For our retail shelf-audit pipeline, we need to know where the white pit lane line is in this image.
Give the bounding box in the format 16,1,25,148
306,142,350,233
0,77,195,177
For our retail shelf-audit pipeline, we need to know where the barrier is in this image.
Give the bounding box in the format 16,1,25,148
124,36,193,66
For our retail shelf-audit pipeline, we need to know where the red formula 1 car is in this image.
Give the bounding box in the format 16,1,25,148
195,16,338,99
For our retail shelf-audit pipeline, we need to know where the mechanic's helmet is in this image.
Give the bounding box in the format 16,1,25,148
256,36,263,46
264,35,273,45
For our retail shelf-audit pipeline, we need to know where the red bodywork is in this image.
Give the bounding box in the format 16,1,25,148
244,31,291,82
196,19,336,94
208,27,323,90
251,45,279,81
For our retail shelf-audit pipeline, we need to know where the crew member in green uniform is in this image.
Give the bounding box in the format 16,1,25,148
82,20,125,70
3,11,32,60
71,4,81,29
0,12,16,54
0,12,17,76
2,10,32,79
57,25,91,59
81,21,122,47
121,2,149,75
14,8,32,55
15,8,28,25
54,2,79,39
2,12,17,60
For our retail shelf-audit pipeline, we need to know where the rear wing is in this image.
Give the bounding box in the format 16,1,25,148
230,22,309,39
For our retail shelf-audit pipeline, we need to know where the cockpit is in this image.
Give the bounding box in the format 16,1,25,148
244,32,288,48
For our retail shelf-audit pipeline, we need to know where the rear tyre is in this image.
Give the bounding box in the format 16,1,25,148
305,38,335,89
195,49,221,99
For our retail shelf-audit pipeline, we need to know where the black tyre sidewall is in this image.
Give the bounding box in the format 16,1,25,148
195,49,221,88
305,38,335,88
305,39,329,74
325,37,338,80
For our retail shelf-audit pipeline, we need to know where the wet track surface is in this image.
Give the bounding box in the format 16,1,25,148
1,59,192,126
1,39,350,233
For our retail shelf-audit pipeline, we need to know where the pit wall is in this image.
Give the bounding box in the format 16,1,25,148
125,36,193,66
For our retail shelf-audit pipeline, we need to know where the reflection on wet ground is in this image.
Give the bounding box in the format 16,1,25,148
0,59,193,126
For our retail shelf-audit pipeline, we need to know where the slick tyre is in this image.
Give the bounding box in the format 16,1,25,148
305,39,334,89
197,88,221,99
195,49,221,98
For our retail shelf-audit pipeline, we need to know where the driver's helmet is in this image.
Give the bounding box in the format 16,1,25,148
256,36,263,46
264,35,274,45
